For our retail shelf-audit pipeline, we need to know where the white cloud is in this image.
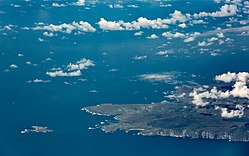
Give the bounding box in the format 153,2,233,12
0,24,15,33
26,62,31,65
184,37,195,42
46,70,81,77
190,72,249,107
215,71,237,82
32,21,96,34
42,58,52,63
97,10,187,31
11,4,21,8
217,32,225,38
193,4,238,18
214,0,221,3
198,41,208,46
133,55,147,60
4,25,12,30
134,31,143,36
147,34,158,39
243,1,249,14
27,79,51,83
75,0,85,6
220,107,244,118
10,64,18,68
109,4,124,9
156,50,174,55
211,4,238,17
67,58,95,71
52,3,66,7
215,72,249,83
191,20,207,24
178,23,187,28
208,37,218,42
98,17,170,31
38,38,44,42
18,53,24,57
162,32,185,38
98,18,124,31
43,32,57,37
170,10,187,23
127,4,139,8
46,58,95,77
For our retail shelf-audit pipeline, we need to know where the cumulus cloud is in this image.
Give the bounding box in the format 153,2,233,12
162,32,185,38
178,23,187,28
215,71,237,82
134,31,143,36
147,34,158,39
26,62,31,65
31,21,96,34
189,86,230,106
46,58,94,77
193,4,238,18
46,70,82,77
215,72,249,83
43,32,57,37
191,20,207,24
98,17,170,31
38,38,44,42
133,55,147,60
67,58,95,71
170,10,187,23
98,18,124,31
109,4,124,9
183,32,200,42
156,50,174,55
27,79,51,83
211,4,238,17
243,1,249,14
198,41,208,46
219,105,244,118
18,53,24,57
4,25,12,30
23,3,243,37
190,72,249,106
217,32,225,38
74,0,85,6
0,24,15,32
97,10,187,31
208,37,218,42
10,64,18,68
127,4,139,8
52,3,66,7
184,37,195,42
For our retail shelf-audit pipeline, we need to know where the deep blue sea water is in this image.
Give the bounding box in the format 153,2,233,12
1,0,249,156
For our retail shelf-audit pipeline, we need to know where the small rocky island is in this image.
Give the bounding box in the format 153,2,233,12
83,83,249,142
21,126,53,134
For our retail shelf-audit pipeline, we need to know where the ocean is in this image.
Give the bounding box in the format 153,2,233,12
1,0,249,155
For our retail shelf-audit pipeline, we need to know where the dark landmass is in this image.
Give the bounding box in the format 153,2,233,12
83,85,249,142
